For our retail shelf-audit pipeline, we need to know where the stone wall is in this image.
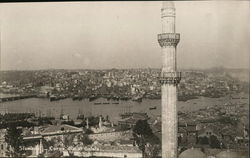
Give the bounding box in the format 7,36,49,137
89,130,132,142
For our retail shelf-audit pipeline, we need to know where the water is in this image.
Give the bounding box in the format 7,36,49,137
0,98,161,123
0,94,248,123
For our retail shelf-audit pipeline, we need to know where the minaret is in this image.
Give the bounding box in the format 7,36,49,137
86,118,89,129
99,116,102,129
158,1,181,158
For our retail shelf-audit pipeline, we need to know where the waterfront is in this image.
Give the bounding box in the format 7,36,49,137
0,93,248,123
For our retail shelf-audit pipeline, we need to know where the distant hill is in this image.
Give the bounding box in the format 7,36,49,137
181,67,249,82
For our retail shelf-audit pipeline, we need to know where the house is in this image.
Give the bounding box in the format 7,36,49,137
178,122,198,145
198,127,220,139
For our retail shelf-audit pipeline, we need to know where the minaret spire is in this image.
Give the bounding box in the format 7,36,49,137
162,1,175,9
158,1,181,158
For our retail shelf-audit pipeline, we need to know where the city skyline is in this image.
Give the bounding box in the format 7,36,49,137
0,1,249,70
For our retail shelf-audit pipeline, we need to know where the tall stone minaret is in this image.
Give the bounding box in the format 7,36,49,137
158,1,181,158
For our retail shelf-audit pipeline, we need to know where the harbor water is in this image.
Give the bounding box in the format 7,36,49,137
0,94,248,123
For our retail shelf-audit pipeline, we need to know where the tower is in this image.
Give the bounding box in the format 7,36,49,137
158,1,181,158
99,115,103,129
86,118,89,129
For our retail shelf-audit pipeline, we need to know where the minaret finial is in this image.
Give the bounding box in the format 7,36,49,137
162,1,175,9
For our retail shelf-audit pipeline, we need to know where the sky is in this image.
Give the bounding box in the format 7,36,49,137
0,1,249,70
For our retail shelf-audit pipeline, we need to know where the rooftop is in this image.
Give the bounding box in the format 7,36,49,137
41,124,82,134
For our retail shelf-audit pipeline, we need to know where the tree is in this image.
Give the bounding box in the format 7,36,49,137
42,137,63,157
5,125,24,157
47,150,63,158
210,135,221,148
133,120,153,137
85,128,94,134
144,135,161,158
43,134,75,157
80,134,93,146
199,136,209,145
62,133,93,157
79,134,94,156
133,120,155,158
63,134,76,157
42,138,56,151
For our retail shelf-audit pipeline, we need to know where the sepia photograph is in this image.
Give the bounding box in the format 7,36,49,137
0,1,249,158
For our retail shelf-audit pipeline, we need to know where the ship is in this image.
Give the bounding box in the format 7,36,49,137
78,96,83,101
149,106,157,110
50,95,59,102
102,102,110,104
89,95,98,102
72,95,79,101
112,96,120,101
178,95,198,102
77,108,85,120
119,112,133,119
132,96,143,102
120,96,130,101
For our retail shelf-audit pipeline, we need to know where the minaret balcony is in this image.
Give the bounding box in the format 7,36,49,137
159,72,181,85
158,33,180,47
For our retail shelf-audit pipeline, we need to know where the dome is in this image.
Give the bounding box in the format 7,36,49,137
215,150,240,158
179,148,207,158
162,1,175,9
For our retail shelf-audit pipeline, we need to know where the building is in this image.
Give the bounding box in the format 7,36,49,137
118,112,149,129
179,148,206,158
88,130,133,142
0,129,7,157
158,1,181,158
22,124,83,157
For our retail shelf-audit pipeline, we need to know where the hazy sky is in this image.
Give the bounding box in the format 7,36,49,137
0,1,249,70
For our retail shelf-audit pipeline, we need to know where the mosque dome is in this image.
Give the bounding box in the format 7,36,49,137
215,150,240,158
179,148,207,158
162,1,175,9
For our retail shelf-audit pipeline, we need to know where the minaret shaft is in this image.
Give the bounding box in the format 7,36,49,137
162,46,176,72
162,84,177,158
158,2,181,158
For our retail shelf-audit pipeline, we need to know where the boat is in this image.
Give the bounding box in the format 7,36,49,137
72,95,79,101
106,95,111,101
119,112,133,119
120,96,130,101
178,95,197,102
78,96,83,101
89,95,98,102
102,102,110,104
94,102,102,105
112,102,119,104
149,106,157,110
112,96,120,101
50,95,59,102
132,96,143,102
241,97,248,99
